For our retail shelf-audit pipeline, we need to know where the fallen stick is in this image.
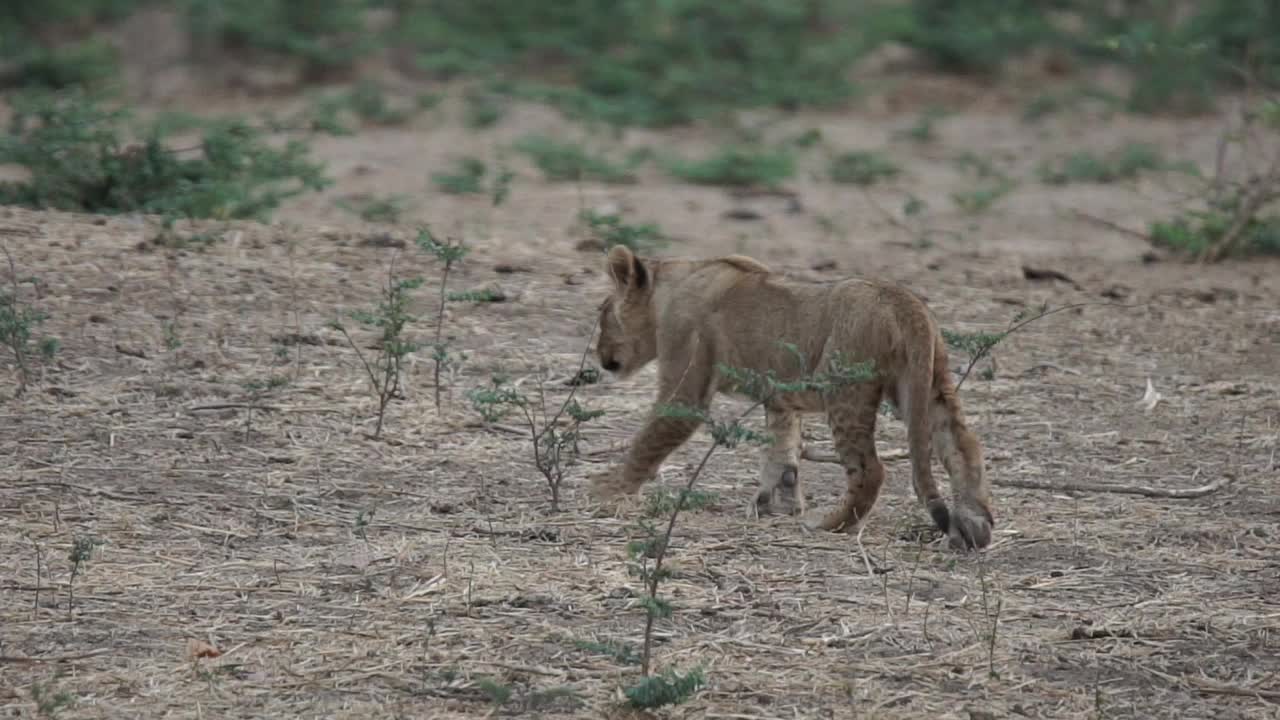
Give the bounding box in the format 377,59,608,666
593,442,1230,499
800,447,1230,498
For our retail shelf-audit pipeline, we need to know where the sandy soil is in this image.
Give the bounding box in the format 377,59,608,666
1,58,1279,719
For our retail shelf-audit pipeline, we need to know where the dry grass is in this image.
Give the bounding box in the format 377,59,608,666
0,202,1277,719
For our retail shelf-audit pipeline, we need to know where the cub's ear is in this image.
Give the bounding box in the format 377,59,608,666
606,244,647,290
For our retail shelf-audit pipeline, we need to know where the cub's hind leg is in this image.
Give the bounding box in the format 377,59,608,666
752,407,804,517
807,383,885,534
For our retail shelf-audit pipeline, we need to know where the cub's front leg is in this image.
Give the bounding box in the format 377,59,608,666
589,344,716,503
588,404,705,501
752,407,805,517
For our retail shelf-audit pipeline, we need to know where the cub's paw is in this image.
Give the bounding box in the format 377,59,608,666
584,470,643,517
947,501,994,551
753,465,804,517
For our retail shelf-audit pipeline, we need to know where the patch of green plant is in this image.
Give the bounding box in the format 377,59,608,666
30,678,75,718
644,488,718,518
330,267,422,438
579,209,666,253
467,372,605,512
1037,142,1177,185
829,150,900,186
624,666,706,709
336,194,409,224
0,255,58,397
430,155,515,205
473,677,511,705
665,145,794,188
513,135,637,184
571,638,641,666
0,90,330,224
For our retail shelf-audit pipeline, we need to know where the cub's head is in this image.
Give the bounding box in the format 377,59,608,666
596,245,658,378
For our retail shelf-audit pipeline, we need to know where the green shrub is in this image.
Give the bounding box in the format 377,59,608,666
0,90,330,223
1150,211,1280,258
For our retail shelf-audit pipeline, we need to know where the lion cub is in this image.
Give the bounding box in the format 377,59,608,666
589,245,994,551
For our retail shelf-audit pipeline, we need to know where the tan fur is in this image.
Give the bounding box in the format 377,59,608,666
591,245,995,550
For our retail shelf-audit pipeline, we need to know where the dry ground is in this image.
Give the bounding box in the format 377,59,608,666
2,67,1280,719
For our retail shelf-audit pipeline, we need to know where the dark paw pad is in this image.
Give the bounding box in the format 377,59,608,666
948,505,993,551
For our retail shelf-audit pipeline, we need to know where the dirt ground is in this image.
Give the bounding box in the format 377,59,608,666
2,61,1279,719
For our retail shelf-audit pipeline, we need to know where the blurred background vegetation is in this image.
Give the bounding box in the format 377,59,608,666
0,0,1277,255
2,0,1276,122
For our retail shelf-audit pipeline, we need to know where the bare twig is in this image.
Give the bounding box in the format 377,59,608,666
1067,209,1151,242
